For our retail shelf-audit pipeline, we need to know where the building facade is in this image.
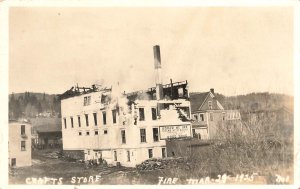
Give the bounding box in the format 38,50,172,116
190,89,241,139
60,46,192,167
9,121,32,167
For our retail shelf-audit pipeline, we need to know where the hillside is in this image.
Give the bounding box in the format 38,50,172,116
190,92,293,113
9,92,61,119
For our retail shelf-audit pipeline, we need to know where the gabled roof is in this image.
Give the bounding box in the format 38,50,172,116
190,92,210,112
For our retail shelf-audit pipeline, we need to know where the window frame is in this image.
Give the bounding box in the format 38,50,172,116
140,128,146,143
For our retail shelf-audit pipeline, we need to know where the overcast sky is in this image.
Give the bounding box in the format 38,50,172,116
9,7,293,96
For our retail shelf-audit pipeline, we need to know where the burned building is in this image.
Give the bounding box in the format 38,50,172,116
60,46,192,166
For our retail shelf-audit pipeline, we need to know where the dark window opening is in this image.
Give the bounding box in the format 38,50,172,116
21,125,25,135
86,131,90,136
127,150,130,162
112,110,117,124
85,114,89,126
104,130,108,134
121,130,126,144
114,151,117,161
71,117,74,128
153,128,159,142
140,129,146,143
102,111,107,125
95,131,98,135
139,108,145,121
200,114,204,121
21,141,26,151
93,113,98,126
64,118,67,129
78,116,81,127
152,108,157,120
148,149,153,158
162,148,166,158
79,132,82,136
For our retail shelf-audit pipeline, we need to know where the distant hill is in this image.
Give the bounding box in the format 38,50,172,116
9,92,61,120
190,92,293,113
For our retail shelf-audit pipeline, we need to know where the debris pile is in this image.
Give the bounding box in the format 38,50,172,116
136,157,187,171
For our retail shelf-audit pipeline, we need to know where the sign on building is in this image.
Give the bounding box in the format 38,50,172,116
159,124,192,139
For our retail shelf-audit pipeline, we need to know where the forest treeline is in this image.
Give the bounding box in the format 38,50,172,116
9,92,61,119
9,91,293,120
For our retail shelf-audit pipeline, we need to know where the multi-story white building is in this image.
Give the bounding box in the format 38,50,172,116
9,120,32,167
60,46,192,167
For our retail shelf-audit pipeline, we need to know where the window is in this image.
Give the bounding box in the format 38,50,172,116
121,130,126,144
112,110,117,124
153,128,159,142
21,125,25,135
93,113,98,126
85,114,89,126
84,96,91,106
151,108,157,120
193,114,198,121
210,113,213,121
200,114,204,121
102,111,107,125
79,132,82,136
222,112,226,121
64,118,67,129
140,129,146,143
78,116,81,127
178,88,184,97
88,150,90,155
86,131,90,136
21,141,26,151
139,108,145,121
162,148,166,158
127,150,130,162
114,151,117,161
208,101,212,110
104,130,108,134
148,149,153,158
95,131,98,135
71,117,74,128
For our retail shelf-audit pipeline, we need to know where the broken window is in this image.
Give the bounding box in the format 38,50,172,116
121,130,126,144
93,113,98,126
102,111,107,125
112,110,117,124
70,117,74,128
21,125,25,135
140,129,146,143
151,108,157,120
85,114,89,126
153,128,159,142
139,108,145,121
21,141,26,151
78,116,81,127
148,149,153,158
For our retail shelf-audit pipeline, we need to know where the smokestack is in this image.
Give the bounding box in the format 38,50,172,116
153,45,163,100
210,88,214,94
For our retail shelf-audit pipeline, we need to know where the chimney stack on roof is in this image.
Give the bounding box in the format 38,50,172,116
210,88,214,94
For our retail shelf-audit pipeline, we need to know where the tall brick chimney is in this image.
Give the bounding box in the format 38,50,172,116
154,45,163,100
